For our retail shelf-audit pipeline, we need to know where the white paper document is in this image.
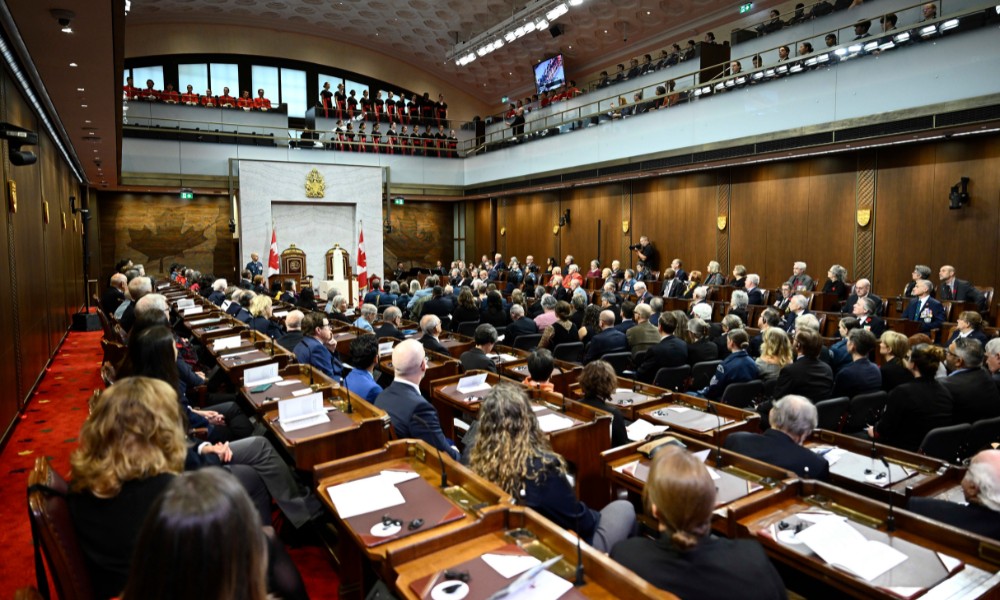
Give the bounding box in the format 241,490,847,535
221,300,232,311
212,335,243,351
626,419,668,441
244,363,281,387
157,283,170,290
273,310,288,318
188,317,220,327
326,470,416,518
482,553,541,579
176,298,195,309
183,306,204,316
378,342,395,355
487,353,521,363
278,392,329,432
794,517,908,582
536,413,574,433
291,388,313,397
274,379,298,387
456,373,491,394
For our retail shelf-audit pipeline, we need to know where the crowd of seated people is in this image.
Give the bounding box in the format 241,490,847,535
123,78,276,111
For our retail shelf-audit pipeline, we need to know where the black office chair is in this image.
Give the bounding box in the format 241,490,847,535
844,391,888,434
969,415,1000,458
455,320,480,337
690,360,722,392
719,379,763,409
553,342,584,364
920,423,972,464
653,365,691,392
602,352,634,376
512,334,542,351
814,396,850,432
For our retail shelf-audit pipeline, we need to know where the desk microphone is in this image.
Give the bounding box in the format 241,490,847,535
573,506,586,586
880,457,896,533
622,371,638,392
411,413,449,489
342,370,354,414
269,334,275,357
706,401,724,467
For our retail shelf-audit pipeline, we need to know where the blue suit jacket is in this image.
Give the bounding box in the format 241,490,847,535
833,358,882,399
584,328,628,364
293,336,343,380
902,297,946,333
344,368,383,403
374,382,459,460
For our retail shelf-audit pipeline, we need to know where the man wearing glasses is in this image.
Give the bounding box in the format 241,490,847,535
293,311,344,381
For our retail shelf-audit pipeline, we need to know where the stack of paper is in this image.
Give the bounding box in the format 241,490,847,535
326,470,420,518
277,392,329,432
183,306,203,316
244,363,282,387
537,413,574,433
456,373,491,394
212,335,243,351
626,419,668,441
795,517,908,581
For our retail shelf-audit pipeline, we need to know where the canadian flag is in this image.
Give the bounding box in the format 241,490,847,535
356,224,367,306
267,228,279,277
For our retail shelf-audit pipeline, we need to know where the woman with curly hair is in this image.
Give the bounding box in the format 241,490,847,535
469,384,635,552
576,360,630,447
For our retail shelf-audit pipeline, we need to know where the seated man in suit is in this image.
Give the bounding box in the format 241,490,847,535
276,310,305,351
833,328,882,399
101,273,128,315
786,261,815,292
352,303,378,333
637,312,688,383
293,311,344,381
775,329,833,403
749,308,781,358
421,286,453,323
745,274,764,306
987,339,1000,389
851,296,886,338
660,268,684,299
725,395,830,480
375,339,460,459
207,278,227,306
616,301,637,333
939,265,984,307
627,304,660,357
944,338,1000,424
506,304,538,345
782,294,811,334
418,314,449,356
344,333,383,402
460,324,499,374
842,278,882,316
584,310,628,364
902,279,945,334
908,449,1000,541
375,306,407,341
633,281,653,305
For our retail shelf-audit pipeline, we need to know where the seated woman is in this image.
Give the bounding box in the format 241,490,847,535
610,445,786,598
727,289,749,325
879,331,915,392
296,286,318,311
469,384,636,552
946,311,990,347
829,317,860,375
451,288,481,330
868,344,954,452
703,261,726,286
587,259,602,278
755,327,793,381
687,318,719,365
538,301,579,350
578,304,602,347
729,264,747,288
700,329,758,400
576,361,630,447
682,271,703,299
822,264,849,307
68,377,307,600
523,348,556,391
482,290,509,328
248,294,284,339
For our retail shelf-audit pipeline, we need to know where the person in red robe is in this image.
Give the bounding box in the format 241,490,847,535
160,84,180,104
200,89,216,107
218,87,237,108
237,90,253,110
253,89,271,111
180,85,199,105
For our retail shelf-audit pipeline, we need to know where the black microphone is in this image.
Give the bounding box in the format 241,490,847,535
573,506,586,586
342,368,354,414
410,413,448,488
706,401,724,467
880,457,896,532
309,364,315,388
269,334,275,357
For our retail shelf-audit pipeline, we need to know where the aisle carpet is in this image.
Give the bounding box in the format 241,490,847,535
0,328,339,598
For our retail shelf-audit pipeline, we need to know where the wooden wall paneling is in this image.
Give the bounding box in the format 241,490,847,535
471,199,491,263
730,166,773,288
382,201,454,273
630,177,664,271
0,84,18,437
763,161,812,289
851,152,877,283
560,183,622,270
929,138,1000,290
716,171,732,276
872,144,939,296
39,130,68,351
500,192,559,267
805,155,858,285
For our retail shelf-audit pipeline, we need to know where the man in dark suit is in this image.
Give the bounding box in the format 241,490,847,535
584,310,628,364
786,261,815,292
120,276,152,332
101,273,128,315
418,314,450,356
615,301,637,334
902,279,946,334
850,295,886,338
660,268,684,299
782,294,811,334
749,308,782,358
637,313,689,383
745,274,764,306
988,339,1000,390
842,278,883,316
724,395,830,479
460,324,499,374
276,309,305,351
832,329,882,399
374,339,460,460
669,258,687,282
939,265,984,307
375,306,407,341
506,304,538,344
775,330,834,402
908,450,1000,541
944,338,1000,424
293,311,344,381
421,286,453,322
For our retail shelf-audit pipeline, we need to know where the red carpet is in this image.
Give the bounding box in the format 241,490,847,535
0,328,339,598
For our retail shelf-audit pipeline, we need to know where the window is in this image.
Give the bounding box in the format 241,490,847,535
210,63,239,96
344,78,368,100
132,66,164,90
280,68,307,117
251,65,279,100
178,64,209,95
317,74,343,97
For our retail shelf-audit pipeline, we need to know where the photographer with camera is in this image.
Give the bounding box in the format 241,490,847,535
630,235,657,271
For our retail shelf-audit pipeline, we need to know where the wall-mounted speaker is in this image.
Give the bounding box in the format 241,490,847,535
550,24,564,38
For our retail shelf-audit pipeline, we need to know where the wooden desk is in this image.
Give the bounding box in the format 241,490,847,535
499,358,582,396
805,429,960,503
378,349,460,397
261,386,390,471
428,371,518,441
205,329,271,362
438,332,474,359
240,364,340,414
189,318,248,344
385,507,676,600
216,343,293,386
567,378,671,421
601,434,795,537
730,480,1000,599
313,440,513,600
636,393,761,445
330,325,367,356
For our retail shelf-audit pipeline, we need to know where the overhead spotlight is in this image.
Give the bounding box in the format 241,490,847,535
847,44,863,53
50,9,75,33
893,31,911,43
524,22,536,33
515,25,525,37
940,18,959,31
536,19,549,30
477,47,488,56
504,31,516,42
715,82,726,91
949,177,970,209
878,41,895,51
834,48,848,56
816,53,830,63
493,38,504,49
569,0,583,5
775,65,788,74
804,57,818,67
919,25,938,38
547,3,568,21
752,71,765,80
863,41,879,52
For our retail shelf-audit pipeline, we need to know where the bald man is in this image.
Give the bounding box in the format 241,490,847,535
101,272,128,315
374,339,459,459
277,309,305,351
908,450,1000,541
584,310,628,364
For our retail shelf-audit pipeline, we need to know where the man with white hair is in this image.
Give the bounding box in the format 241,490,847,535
783,294,811,334
120,276,152,332
745,274,764,305
353,303,378,333
633,281,652,304
724,395,830,479
208,278,227,306
787,261,815,291
507,303,538,344
534,294,559,330
418,314,449,355
902,279,945,333
563,263,584,290
101,272,128,315
908,449,1000,540
688,286,710,317
374,339,460,459
842,278,882,315
985,338,1000,388
691,302,713,322
375,306,406,341
277,310,305,351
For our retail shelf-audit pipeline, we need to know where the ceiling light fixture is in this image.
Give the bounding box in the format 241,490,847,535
446,0,581,66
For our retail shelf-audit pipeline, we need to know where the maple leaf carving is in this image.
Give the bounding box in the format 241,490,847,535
127,219,210,272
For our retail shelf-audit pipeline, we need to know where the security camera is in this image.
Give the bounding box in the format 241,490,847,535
1,122,38,166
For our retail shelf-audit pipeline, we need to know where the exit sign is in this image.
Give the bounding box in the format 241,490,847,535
179,189,194,200
393,198,405,205
501,96,509,103
740,2,753,13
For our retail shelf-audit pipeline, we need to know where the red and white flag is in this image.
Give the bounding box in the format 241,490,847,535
267,227,279,277
356,224,367,306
